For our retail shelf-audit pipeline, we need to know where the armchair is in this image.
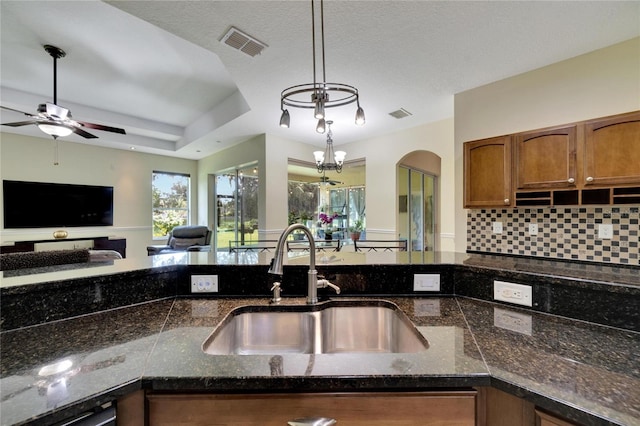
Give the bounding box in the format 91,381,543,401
147,225,212,256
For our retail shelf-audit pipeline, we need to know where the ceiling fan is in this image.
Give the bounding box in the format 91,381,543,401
319,171,342,186
1,44,126,139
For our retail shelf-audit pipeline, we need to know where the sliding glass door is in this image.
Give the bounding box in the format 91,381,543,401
398,166,436,252
215,165,259,251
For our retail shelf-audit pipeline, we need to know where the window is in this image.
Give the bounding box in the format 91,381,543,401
152,171,190,238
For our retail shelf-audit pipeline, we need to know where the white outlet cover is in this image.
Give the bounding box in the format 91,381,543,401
598,223,613,239
493,280,532,307
413,274,441,292
492,221,503,234
191,275,219,293
528,223,538,236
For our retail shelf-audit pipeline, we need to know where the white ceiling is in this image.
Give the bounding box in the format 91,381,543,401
1,1,638,160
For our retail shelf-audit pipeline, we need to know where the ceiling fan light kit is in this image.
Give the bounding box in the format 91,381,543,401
279,0,365,134
1,44,126,141
37,122,73,138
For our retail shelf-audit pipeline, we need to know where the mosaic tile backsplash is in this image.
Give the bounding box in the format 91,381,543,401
467,206,639,265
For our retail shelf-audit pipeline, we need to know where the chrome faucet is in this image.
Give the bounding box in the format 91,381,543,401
269,224,340,304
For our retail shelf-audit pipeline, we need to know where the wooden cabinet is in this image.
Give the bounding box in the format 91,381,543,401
536,409,578,426
514,125,577,190
464,111,640,207
464,135,512,208
583,111,640,187
147,391,477,425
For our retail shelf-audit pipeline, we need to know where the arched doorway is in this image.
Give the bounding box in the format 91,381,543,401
397,151,441,252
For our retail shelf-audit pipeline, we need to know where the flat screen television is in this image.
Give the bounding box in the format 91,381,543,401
3,180,114,228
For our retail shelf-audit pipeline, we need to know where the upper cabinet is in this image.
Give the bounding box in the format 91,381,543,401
464,135,512,208
464,111,640,208
584,111,640,186
514,125,577,190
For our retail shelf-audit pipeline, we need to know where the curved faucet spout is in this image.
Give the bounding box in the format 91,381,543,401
269,224,319,304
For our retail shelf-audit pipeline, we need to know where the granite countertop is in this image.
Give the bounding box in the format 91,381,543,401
1,296,638,426
2,251,638,289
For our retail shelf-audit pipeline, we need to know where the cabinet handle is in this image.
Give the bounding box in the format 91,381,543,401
586,176,594,183
504,198,510,205
288,418,337,426
567,178,575,184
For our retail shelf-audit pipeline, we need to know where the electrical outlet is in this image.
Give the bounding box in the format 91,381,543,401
191,275,219,293
598,223,613,239
492,221,503,234
493,280,532,307
528,223,539,236
413,274,440,292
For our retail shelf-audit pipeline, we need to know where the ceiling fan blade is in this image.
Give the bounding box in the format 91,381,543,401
1,120,41,127
1,105,35,117
72,126,98,139
77,121,126,135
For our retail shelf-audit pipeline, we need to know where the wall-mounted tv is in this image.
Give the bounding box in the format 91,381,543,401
3,180,114,228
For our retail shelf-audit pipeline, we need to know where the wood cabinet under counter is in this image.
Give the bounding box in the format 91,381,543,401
146,391,477,426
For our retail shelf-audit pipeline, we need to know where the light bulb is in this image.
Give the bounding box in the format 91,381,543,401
355,106,365,126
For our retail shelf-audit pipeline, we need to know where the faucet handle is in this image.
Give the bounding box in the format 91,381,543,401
270,282,282,304
317,279,341,294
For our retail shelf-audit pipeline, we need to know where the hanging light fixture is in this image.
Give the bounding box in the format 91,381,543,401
314,121,346,173
279,0,365,134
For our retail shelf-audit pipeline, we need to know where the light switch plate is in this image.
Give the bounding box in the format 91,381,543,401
492,221,503,234
413,274,440,292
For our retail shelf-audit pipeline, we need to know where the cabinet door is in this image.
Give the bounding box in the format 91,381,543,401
464,136,512,207
536,409,578,426
514,125,577,190
584,111,640,186
147,391,477,425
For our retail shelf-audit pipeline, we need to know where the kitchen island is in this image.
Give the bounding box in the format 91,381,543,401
1,252,638,425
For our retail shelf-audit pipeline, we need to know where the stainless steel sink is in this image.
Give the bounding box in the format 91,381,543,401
202,301,429,355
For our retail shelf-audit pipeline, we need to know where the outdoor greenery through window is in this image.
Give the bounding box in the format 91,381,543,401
152,171,190,238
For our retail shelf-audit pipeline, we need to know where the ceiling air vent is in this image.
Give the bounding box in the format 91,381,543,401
389,108,413,119
220,26,267,57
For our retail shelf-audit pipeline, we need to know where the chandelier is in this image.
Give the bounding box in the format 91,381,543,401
314,121,345,173
279,0,365,134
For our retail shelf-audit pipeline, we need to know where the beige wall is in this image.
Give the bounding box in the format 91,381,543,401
194,118,456,251
343,118,456,251
0,133,197,258
454,37,640,253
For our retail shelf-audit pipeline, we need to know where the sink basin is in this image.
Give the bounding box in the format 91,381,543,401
202,300,429,355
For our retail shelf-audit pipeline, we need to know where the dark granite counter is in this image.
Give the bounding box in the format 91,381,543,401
1,296,638,425
2,251,638,289
1,252,638,425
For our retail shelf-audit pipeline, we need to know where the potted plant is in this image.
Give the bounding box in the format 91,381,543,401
319,212,338,241
349,218,364,241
